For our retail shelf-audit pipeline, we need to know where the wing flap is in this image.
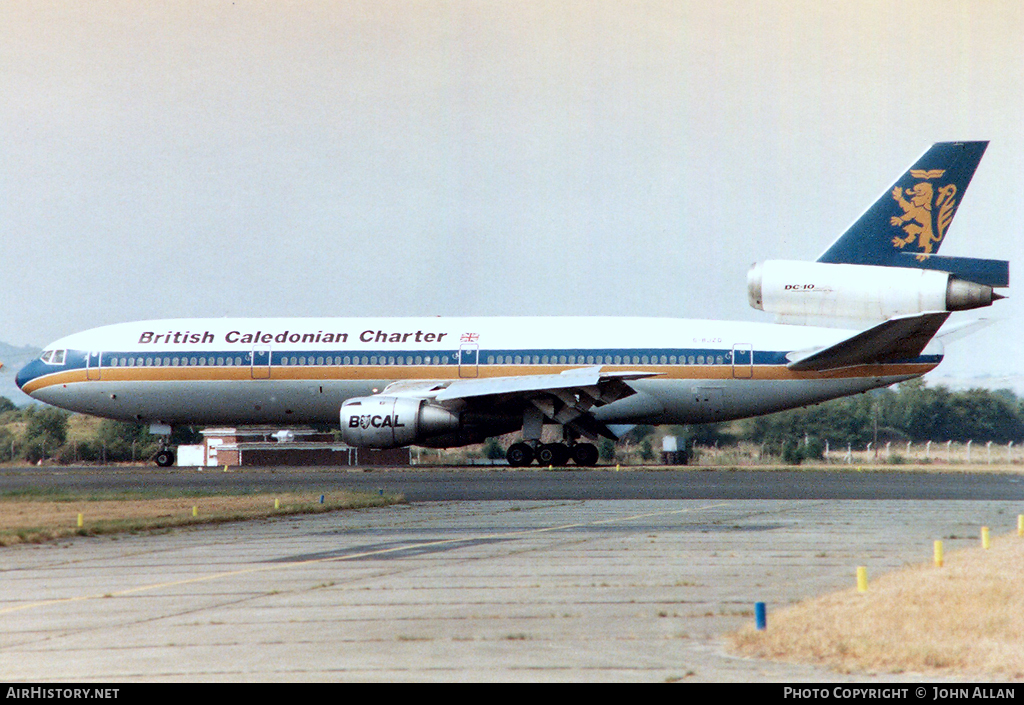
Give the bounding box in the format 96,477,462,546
786,311,950,372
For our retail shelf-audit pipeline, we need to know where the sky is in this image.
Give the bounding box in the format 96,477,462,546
2,0,1022,381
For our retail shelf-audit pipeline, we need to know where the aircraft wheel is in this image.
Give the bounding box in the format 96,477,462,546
155,449,175,467
506,443,535,467
571,443,599,467
536,443,569,467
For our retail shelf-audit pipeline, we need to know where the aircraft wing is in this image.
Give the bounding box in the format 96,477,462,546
383,367,661,440
433,367,659,402
786,311,951,372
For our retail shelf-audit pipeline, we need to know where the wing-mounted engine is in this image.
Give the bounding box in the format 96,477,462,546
747,260,1002,322
340,396,460,448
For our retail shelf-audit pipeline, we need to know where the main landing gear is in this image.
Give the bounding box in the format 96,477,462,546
506,441,599,468
506,406,602,468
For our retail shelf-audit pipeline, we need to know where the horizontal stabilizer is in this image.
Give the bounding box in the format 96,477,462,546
786,312,950,372
935,317,996,343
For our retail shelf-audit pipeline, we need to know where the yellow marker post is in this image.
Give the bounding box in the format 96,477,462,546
982,526,991,549
274,498,280,510
934,540,943,568
856,566,868,593
192,506,198,518
77,513,83,528
1018,515,1023,538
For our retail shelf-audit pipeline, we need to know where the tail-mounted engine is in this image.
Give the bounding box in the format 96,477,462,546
747,260,1002,320
340,396,460,448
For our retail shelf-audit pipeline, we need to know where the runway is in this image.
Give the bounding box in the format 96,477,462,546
3,465,1024,501
2,467,1023,681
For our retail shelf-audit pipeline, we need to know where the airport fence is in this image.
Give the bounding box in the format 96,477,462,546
689,440,1023,467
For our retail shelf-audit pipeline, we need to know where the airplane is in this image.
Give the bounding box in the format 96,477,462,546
16,141,1009,468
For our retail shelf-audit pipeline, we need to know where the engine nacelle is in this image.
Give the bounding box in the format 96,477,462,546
340,396,460,448
747,260,1000,320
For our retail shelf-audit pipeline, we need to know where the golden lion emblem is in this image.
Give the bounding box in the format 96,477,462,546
890,169,957,261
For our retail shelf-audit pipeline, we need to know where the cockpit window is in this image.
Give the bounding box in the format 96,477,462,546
41,350,66,365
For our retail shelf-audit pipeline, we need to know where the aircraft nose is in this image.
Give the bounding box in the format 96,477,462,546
15,362,34,392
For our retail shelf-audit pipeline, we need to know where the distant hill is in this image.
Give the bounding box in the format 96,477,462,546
0,341,42,407
926,373,1024,397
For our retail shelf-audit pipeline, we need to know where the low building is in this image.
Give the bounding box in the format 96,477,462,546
176,427,410,467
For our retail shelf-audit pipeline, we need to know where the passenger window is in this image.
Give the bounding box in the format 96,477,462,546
217,357,224,366
716,355,724,365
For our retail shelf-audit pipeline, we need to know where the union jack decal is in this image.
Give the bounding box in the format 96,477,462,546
460,333,479,343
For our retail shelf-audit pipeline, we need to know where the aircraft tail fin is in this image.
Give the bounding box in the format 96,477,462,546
816,141,1008,288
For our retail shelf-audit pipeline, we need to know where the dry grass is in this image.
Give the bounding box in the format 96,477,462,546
728,533,1024,679
0,490,404,546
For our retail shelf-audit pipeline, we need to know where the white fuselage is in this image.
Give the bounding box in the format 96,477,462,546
16,316,942,435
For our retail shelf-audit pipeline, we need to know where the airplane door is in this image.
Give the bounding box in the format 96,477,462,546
731,344,753,379
86,351,102,381
458,343,479,378
251,345,271,379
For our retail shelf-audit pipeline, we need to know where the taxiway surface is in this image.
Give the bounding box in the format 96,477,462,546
3,470,1022,681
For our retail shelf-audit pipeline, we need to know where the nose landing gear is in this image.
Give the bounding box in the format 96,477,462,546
149,423,175,467
154,448,176,467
